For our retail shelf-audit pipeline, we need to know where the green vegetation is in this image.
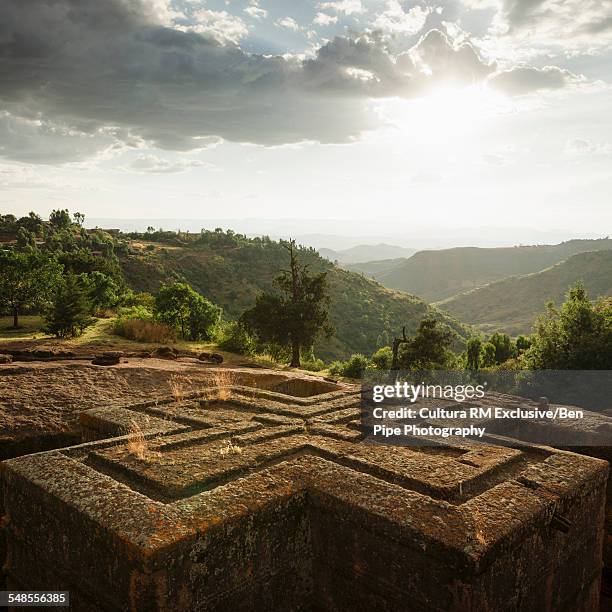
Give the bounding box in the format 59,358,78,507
44,274,93,338
0,211,129,338
438,250,612,334
395,319,455,370
350,239,612,302
5,209,608,374
0,251,62,328
465,337,482,370
0,315,45,339
371,346,393,369
119,227,468,360
329,353,371,378
241,240,333,367
155,282,221,341
523,284,612,369
81,271,122,313
217,321,257,356
4,211,459,363
328,319,456,379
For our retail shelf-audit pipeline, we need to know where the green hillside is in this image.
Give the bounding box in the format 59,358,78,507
438,250,612,335
320,244,417,264
119,234,468,360
355,238,612,302
346,257,407,277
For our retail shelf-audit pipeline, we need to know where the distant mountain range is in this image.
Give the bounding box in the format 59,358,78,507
347,238,612,302
437,250,612,335
319,244,418,264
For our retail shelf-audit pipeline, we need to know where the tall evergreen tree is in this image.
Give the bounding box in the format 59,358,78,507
241,239,333,367
44,274,93,338
466,337,482,370
396,319,455,370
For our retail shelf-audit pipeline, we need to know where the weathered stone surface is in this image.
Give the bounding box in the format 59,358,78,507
198,352,224,364
91,354,122,366
0,381,608,611
394,390,612,606
153,346,180,360
0,354,12,364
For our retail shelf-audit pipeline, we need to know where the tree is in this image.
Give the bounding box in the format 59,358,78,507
49,209,72,229
480,342,497,368
515,335,531,353
0,251,62,328
155,282,221,341
16,227,36,250
17,212,43,235
44,274,93,338
218,321,256,355
187,292,222,341
241,239,333,367
73,212,85,227
397,319,455,370
466,337,482,370
487,331,516,364
391,326,410,370
81,271,121,312
523,283,612,369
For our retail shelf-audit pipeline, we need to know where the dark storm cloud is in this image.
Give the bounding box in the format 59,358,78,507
0,0,575,163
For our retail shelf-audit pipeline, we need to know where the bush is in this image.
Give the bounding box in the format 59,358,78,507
300,357,325,372
328,361,344,376
122,291,156,310
114,305,175,343
371,346,393,369
217,321,256,355
116,318,176,343
116,305,154,320
329,353,371,378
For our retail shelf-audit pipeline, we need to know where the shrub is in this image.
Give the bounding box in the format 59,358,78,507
122,291,156,310
328,361,344,376
116,318,176,343
116,305,154,320
217,321,256,355
329,353,371,379
371,346,393,369
114,305,175,343
300,357,325,372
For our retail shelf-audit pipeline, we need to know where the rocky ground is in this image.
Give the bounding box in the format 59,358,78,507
0,339,322,456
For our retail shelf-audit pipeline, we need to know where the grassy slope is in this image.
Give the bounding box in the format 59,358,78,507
346,257,408,277
119,240,469,361
0,316,263,367
437,250,612,335
320,244,418,264
351,238,612,302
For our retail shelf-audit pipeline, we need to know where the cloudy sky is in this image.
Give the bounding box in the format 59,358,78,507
1,0,611,241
